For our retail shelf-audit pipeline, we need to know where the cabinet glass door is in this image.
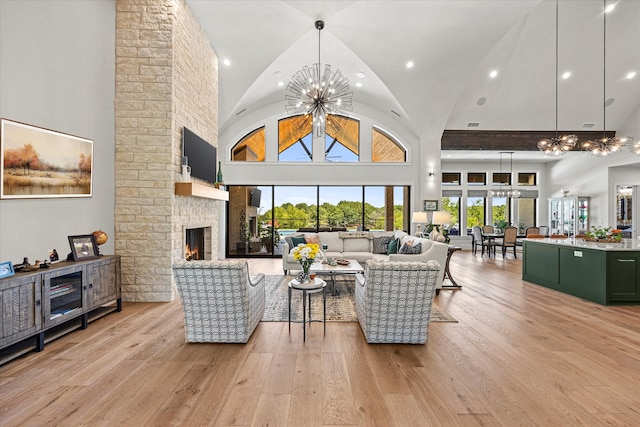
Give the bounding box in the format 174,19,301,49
562,198,575,236
47,270,83,322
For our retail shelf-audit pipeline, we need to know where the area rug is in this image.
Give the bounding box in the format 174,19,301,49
261,275,457,323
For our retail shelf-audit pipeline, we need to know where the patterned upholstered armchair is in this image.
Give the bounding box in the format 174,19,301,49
172,260,265,343
355,260,441,344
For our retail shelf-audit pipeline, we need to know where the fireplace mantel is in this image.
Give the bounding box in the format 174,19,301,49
175,182,229,201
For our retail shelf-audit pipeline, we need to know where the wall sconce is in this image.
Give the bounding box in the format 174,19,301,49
428,167,435,180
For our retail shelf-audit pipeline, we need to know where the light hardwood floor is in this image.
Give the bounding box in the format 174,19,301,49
2,251,640,426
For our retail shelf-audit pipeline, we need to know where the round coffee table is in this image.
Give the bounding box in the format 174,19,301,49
288,277,327,341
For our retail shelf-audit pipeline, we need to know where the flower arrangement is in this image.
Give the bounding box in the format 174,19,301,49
292,243,319,280
585,226,623,242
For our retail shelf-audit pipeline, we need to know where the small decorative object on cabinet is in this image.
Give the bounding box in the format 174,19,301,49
0,255,121,365
549,196,589,237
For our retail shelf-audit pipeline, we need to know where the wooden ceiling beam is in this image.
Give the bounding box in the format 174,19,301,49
441,130,616,151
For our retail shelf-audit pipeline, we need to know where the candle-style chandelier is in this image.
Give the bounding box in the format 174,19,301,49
538,0,577,156
488,152,521,198
284,20,353,138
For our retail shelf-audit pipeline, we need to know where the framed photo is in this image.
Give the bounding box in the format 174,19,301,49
1,118,93,199
0,261,15,279
68,235,99,261
424,200,438,212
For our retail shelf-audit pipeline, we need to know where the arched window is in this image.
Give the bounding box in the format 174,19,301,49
278,115,312,161
231,127,265,161
325,115,359,162
372,126,406,162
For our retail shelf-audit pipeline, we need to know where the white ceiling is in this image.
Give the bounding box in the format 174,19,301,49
186,0,640,162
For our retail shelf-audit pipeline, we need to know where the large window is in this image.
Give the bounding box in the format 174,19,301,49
491,197,510,226
325,115,359,162
442,197,460,235
227,185,410,257
466,197,485,232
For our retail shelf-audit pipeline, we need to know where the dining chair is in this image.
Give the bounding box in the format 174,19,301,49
482,225,495,234
495,226,518,258
525,227,540,236
472,226,494,256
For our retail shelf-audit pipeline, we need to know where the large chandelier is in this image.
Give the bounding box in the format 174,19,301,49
580,0,629,157
285,20,353,138
488,152,521,198
538,0,577,156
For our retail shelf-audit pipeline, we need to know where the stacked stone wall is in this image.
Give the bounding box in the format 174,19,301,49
115,0,218,302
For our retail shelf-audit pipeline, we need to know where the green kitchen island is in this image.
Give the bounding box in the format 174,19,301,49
522,238,640,305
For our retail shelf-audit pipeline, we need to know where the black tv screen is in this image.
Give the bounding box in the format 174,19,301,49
250,188,261,207
183,127,216,184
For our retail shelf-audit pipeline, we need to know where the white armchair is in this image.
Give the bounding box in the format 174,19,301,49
355,260,441,344
172,260,265,343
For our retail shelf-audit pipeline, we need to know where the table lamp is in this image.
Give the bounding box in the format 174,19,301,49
412,211,429,236
430,211,451,242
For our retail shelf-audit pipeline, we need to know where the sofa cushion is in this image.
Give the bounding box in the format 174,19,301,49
387,238,400,254
290,235,307,248
372,235,394,254
304,233,320,245
399,241,422,254
343,238,371,252
318,232,343,252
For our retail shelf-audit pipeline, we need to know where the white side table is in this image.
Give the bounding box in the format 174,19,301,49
288,278,327,341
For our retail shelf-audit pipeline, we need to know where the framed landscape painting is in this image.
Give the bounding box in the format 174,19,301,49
1,118,93,199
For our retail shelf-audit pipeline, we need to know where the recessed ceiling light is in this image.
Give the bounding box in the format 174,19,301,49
605,97,615,106
406,61,414,69
356,72,366,78
223,59,231,66
489,70,498,78
278,81,284,87
562,71,571,79
605,4,615,13
355,82,363,88
626,71,637,79
477,97,487,106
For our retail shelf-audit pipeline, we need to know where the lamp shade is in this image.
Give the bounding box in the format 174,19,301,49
431,211,451,225
412,211,428,224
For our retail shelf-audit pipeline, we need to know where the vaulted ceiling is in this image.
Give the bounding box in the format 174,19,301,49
186,0,640,160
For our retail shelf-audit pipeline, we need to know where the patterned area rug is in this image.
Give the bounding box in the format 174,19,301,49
261,275,457,323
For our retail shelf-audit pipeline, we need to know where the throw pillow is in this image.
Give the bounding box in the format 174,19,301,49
387,238,400,255
290,235,307,248
399,241,422,255
373,236,394,254
304,233,321,245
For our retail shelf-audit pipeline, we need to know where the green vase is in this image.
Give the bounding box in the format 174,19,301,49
217,161,223,183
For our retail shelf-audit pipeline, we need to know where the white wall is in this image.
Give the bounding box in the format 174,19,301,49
0,1,115,263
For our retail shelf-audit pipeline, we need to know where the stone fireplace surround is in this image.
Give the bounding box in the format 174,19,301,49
115,0,220,302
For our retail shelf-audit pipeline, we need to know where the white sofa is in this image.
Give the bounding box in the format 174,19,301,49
282,230,448,289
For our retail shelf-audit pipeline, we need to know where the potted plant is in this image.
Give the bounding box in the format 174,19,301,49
236,209,250,254
259,224,277,253
495,218,509,234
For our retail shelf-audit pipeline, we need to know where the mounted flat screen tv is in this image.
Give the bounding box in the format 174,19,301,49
183,127,216,184
250,188,261,207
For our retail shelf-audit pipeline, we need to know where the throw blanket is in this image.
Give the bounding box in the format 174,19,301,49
339,231,373,239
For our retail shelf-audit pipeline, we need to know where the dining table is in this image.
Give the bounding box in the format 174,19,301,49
481,232,527,258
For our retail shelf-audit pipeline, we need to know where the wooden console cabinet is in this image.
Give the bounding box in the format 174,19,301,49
0,255,121,364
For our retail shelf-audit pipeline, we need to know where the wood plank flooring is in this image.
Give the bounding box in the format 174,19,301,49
2,251,640,426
